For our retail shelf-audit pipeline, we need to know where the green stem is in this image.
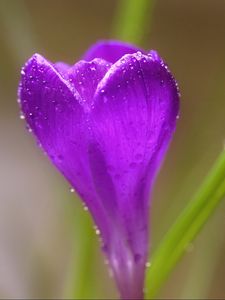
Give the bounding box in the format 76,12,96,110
146,148,225,298
63,208,96,299
113,0,155,45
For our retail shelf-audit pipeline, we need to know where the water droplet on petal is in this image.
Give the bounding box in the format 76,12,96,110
83,205,88,211
136,51,142,58
26,124,33,133
94,225,100,235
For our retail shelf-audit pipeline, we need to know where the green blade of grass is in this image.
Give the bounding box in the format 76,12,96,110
146,148,225,298
113,0,155,45
63,207,96,299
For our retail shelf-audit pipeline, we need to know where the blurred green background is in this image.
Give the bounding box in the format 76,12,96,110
0,0,225,299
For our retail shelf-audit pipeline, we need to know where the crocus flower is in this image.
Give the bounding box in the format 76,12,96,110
18,40,179,300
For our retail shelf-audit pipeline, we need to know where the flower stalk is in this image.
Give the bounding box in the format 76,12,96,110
146,148,225,298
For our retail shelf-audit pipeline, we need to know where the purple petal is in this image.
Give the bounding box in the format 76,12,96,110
91,51,179,298
18,54,114,241
67,59,111,108
83,40,142,63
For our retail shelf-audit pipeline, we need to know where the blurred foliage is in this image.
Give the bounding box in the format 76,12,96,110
113,0,154,45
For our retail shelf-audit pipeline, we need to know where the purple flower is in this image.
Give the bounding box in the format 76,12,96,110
18,40,179,300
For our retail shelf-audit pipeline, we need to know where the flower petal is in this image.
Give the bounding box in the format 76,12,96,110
83,40,142,63
67,58,111,109
18,54,114,240
90,51,179,296
54,61,71,76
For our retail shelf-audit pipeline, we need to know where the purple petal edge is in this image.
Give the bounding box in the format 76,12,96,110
83,39,142,63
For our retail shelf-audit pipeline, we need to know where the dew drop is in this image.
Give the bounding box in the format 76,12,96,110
20,114,25,120
145,261,151,268
37,142,42,148
94,226,100,235
55,104,63,112
26,125,33,133
83,205,88,211
70,188,75,193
